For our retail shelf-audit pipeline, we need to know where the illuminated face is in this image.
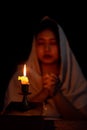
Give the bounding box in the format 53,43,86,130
35,29,60,64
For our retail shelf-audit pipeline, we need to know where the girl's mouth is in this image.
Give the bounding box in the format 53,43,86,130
43,55,52,58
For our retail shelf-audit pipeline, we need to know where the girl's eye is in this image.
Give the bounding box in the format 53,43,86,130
50,41,58,46
50,42,57,45
36,39,45,46
37,42,44,46
50,39,57,45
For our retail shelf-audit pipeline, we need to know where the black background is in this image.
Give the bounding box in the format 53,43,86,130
0,2,87,109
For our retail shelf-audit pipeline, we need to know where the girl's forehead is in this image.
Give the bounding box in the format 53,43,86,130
36,29,56,39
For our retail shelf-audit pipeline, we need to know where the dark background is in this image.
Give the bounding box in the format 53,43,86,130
0,2,87,110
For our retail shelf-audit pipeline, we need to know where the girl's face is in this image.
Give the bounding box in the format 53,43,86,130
35,29,60,64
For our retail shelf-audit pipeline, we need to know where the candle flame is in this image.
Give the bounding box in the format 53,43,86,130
23,64,26,76
18,64,30,85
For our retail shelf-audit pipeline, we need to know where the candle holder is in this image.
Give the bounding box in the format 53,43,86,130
20,84,32,111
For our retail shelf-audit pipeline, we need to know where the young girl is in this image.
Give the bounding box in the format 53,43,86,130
4,16,87,119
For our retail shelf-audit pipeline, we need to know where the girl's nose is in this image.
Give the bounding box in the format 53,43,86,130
44,44,50,51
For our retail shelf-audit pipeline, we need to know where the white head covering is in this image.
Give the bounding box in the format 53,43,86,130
4,16,87,117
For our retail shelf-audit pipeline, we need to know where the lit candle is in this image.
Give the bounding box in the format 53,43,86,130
18,64,30,85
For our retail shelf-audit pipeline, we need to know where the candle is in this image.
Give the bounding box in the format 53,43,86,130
18,64,30,85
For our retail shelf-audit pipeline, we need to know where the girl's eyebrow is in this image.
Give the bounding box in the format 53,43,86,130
50,39,57,41
37,38,56,40
37,38,44,40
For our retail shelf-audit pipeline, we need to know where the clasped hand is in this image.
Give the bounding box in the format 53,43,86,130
42,73,59,97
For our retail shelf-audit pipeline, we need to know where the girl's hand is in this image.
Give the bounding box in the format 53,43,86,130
42,73,58,96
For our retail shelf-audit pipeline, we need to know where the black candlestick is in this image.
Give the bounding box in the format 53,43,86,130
21,84,32,111
17,84,37,111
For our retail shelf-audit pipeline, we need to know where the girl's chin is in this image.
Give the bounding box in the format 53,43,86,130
41,60,55,64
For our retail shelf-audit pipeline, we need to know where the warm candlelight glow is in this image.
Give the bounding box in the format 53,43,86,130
18,64,30,85
23,64,26,76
